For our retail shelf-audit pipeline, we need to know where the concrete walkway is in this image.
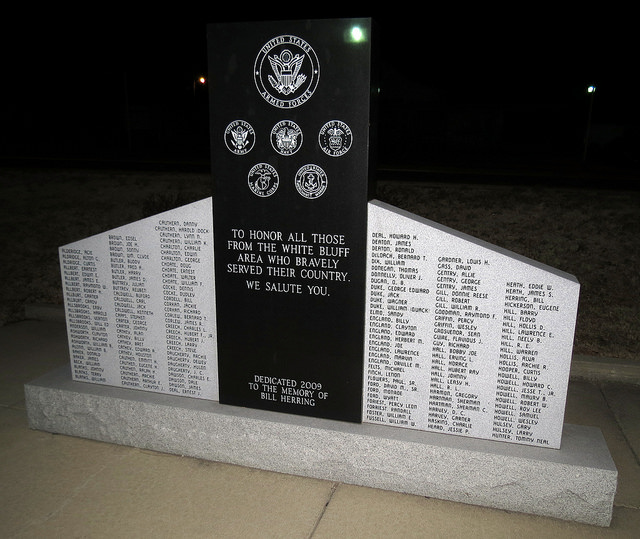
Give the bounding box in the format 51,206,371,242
2,318,639,537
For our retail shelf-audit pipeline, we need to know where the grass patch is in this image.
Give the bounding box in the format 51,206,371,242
1,167,638,361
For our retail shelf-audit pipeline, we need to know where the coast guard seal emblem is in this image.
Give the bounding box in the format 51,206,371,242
248,163,279,197
254,35,319,109
295,164,327,199
270,120,303,155
319,120,352,157
224,120,255,155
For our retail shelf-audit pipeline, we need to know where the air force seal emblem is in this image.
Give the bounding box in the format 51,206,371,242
254,35,319,109
319,120,352,157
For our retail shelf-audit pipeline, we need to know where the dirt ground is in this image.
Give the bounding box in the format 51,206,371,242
1,166,638,361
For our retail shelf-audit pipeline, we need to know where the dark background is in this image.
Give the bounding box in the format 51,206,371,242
2,8,637,174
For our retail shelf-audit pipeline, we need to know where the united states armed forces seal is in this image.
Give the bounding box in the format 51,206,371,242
254,35,319,109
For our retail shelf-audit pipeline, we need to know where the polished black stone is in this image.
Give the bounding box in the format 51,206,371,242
208,18,376,422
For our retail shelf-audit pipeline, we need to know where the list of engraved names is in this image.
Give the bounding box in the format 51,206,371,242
364,225,572,447
60,203,216,399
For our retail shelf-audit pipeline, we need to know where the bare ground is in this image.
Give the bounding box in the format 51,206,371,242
1,166,638,361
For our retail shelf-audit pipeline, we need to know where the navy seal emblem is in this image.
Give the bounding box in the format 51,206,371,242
295,164,327,199
270,120,303,155
254,35,319,109
224,120,255,155
318,120,352,157
248,163,279,197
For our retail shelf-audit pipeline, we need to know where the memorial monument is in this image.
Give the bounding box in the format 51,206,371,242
24,17,617,526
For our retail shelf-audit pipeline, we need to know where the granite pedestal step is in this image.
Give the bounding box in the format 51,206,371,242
25,366,617,527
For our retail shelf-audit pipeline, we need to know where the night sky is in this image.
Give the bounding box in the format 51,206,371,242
3,8,636,167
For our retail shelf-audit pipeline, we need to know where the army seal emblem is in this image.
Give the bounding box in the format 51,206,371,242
270,120,303,155
224,120,255,155
318,120,352,157
248,163,279,197
254,35,319,109
295,164,327,199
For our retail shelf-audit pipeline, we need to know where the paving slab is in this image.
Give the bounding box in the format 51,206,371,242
601,382,640,463
565,380,640,509
0,406,129,538
16,447,332,538
315,484,640,539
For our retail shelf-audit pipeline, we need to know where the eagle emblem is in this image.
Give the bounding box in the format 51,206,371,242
268,49,307,95
254,35,319,109
271,120,303,155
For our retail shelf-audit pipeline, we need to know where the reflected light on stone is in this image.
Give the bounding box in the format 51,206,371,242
348,26,366,43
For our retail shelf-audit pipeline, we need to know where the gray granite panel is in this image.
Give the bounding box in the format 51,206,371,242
364,201,580,448
58,198,217,400
25,366,616,527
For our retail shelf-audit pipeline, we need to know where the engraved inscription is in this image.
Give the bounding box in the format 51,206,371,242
363,202,579,448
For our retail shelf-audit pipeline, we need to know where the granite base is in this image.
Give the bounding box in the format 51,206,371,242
25,366,617,527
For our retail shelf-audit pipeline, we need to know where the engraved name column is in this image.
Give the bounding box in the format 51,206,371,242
60,247,110,383
158,218,213,397
365,232,429,428
495,280,564,445
109,233,156,389
366,232,393,423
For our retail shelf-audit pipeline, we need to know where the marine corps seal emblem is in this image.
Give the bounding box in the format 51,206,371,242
248,163,279,197
254,35,319,109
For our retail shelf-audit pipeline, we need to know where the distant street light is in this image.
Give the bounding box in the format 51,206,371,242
194,75,207,96
583,85,596,161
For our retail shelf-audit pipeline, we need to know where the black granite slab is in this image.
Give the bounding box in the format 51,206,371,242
208,18,376,421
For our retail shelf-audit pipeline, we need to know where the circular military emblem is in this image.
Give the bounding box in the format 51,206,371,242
270,120,303,155
224,120,255,155
319,120,353,157
248,163,279,197
295,164,327,199
254,35,319,109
